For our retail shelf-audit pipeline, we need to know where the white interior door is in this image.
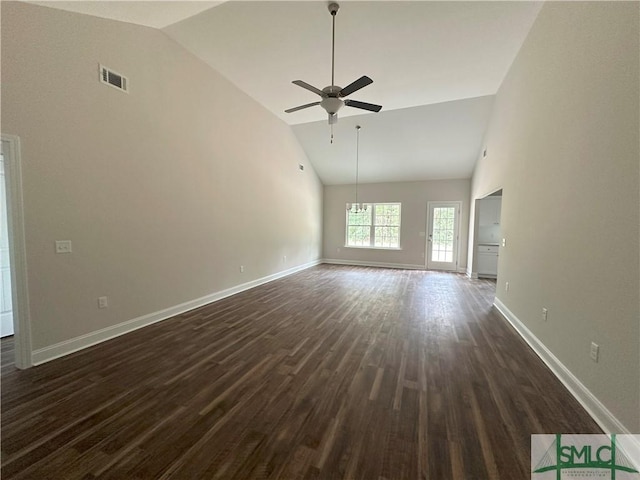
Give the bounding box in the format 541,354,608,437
0,150,14,337
426,202,461,271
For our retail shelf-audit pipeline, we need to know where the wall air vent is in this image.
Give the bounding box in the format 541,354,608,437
99,64,128,93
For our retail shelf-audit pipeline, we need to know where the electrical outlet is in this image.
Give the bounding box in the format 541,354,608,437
590,342,599,362
240,265,244,273
98,296,108,309
505,282,509,292
502,238,506,247
55,240,72,254
542,307,548,321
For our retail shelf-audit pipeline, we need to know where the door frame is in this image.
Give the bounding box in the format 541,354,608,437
425,201,462,271
1,134,32,369
470,188,503,279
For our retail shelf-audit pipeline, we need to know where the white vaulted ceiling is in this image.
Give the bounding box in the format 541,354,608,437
27,1,224,29
292,96,495,185
25,1,543,184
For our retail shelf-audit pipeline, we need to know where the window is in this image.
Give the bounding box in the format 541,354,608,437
346,203,401,248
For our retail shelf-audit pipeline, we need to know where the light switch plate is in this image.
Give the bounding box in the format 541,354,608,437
55,240,72,254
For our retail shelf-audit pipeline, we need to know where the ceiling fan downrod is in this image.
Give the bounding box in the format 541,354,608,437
329,2,339,87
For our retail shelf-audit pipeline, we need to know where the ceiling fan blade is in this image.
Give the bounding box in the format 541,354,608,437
285,101,321,113
339,76,373,97
292,80,327,97
344,99,382,112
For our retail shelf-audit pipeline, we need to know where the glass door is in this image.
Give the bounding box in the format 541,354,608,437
426,202,461,271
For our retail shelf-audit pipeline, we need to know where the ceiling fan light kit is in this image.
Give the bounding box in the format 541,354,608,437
285,2,382,132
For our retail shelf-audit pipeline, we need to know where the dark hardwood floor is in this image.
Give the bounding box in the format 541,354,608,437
1,265,601,479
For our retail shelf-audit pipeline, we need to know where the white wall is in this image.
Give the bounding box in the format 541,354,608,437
1,2,323,354
469,2,639,432
324,179,470,269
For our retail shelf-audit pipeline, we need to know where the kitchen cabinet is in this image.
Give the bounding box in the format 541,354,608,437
479,197,501,226
477,245,498,277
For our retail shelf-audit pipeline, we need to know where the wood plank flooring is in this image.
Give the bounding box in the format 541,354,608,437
1,265,601,479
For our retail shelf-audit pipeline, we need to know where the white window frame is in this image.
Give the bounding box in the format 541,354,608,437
345,202,402,250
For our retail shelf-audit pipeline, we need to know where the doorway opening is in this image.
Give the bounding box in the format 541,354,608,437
1,135,32,369
1,148,14,338
471,189,503,289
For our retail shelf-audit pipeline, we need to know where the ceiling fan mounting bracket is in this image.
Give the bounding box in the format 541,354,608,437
328,3,340,16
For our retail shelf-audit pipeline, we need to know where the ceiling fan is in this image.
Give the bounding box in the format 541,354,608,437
285,2,382,125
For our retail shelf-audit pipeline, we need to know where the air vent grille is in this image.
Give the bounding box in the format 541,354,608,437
99,65,128,93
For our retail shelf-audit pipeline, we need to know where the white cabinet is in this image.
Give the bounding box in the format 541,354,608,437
477,245,498,277
494,199,501,225
479,197,501,226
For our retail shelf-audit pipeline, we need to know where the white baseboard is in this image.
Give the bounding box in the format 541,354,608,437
466,268,478,279
322,258,425,270
493,298,636,437
322,259,468,274
31,259,322,365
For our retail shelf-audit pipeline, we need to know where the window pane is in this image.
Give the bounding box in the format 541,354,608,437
374,226,399,248
347,226,371,246
347,208,372,226
431,207,455,262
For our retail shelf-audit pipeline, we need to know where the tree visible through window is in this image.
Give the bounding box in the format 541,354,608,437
431,207,455,262
346,203,401,248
